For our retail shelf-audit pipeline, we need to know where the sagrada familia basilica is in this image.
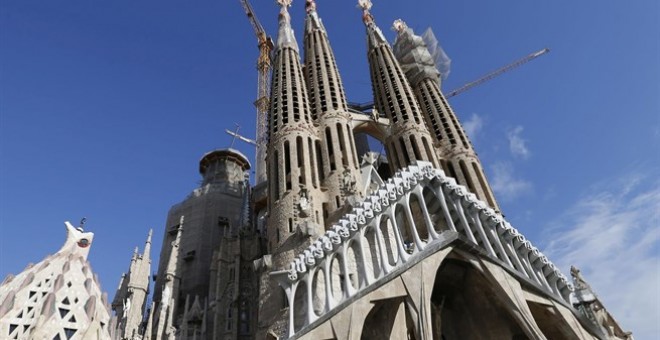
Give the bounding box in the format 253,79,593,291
0,0,635,339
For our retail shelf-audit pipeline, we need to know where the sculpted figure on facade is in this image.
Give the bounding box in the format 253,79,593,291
571,265,591,290
340,169,357,196
298,188,311,216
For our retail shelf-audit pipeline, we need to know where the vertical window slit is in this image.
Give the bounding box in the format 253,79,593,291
284,141,292,191
399,137,411,166
297,136,305,186
459,160,476,193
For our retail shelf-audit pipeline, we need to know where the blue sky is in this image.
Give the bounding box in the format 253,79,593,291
1,0,658,337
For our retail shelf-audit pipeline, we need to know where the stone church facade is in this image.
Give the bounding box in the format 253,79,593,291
0,1,633,339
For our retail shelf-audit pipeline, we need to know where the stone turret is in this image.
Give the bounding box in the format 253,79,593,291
111,229,152,340
393,21,499,211
0,222,111,340
303,0,363,223
360,1,439,172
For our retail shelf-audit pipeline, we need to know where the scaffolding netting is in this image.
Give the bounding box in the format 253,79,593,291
393,26,451,85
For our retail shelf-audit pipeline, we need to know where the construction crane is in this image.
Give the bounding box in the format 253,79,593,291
348,47,550,112
444,48,550,98
239,0,274,184
226,128,257,146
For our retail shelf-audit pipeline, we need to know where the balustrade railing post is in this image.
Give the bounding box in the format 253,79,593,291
468,210,497,257
323,258,334,311
288,282,297,337
402,193,426,252
412,187,440,241
373,215,395,275
431,185,458,232
356,231,372,286
388,208,412,264
451,198,478,244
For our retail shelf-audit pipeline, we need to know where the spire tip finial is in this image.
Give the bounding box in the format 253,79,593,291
277,0,293,8
392,19,407,32
358,0,372,11
358,0,374,24
305,0,316,13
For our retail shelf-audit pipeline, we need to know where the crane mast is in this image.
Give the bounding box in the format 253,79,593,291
347,48,550,112
239,0,273,184
445,48,550,98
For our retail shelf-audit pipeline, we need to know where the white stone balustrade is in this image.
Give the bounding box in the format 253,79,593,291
271,161,574,338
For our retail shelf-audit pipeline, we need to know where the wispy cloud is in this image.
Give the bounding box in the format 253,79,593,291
507,126,530,159
543,174,660,339
462,113,483,139
489,161,532,201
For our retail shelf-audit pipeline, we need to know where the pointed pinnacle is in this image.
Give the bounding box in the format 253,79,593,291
305,0,316,13
359,0,375,24
393,19,407,32
277,0,293,8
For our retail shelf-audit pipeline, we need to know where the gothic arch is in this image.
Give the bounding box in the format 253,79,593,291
430,258,529,340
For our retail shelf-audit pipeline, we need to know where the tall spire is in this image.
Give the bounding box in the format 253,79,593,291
143,228,153,262
392,21,500,211
155,216,184,340
359,0,387,49
267,0,324,247
303,0,363,221
112,228,154,339
303,0,350,117
359,0,439,171
260,0,326,335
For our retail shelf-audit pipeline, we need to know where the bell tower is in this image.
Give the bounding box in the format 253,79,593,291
360,1,439,172
303,0,363,223
266,0,324,265
393,21,499,211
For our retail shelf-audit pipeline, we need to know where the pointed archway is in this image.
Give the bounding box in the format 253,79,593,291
430,259,530,340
